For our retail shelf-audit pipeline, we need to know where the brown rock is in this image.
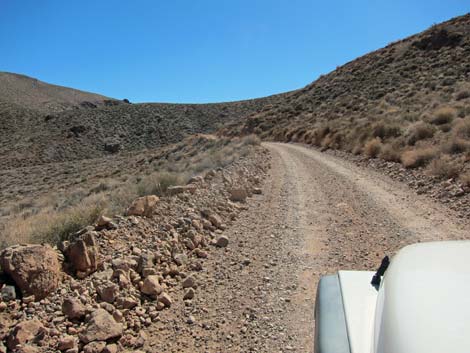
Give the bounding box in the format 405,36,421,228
79,309,123,344
253,187,262,194
126,195,159,217
96,281,119,303
182,275,195,288
62,297,86,320
140,275,163,297
65,232,100,276
83,341,106,353
7,319,44,350
0,244,61,300
58,336,77,351
97,215,112,228
208,214,223,228
183,288,195,300
115,296,138,309
215,235,229,248
229,188,248,202
157,292,172,308
102,344,118,353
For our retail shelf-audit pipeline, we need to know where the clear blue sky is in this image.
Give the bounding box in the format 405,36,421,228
0,1,468,103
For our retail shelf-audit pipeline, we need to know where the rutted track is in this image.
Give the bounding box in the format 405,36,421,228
148,142,470,352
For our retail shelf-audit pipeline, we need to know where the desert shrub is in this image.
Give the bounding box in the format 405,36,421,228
372,121,402,139
241,134,261,146
441,138,470,155
455,90,470,101
2,195,106,246
460,172,470,187
453,118,470,139
401,147,437,168
136,172,185,197
380,143,402,162
430,107,455,125
438,123,452,132
406,122,436,145
426,155,460,179
364,138,382,158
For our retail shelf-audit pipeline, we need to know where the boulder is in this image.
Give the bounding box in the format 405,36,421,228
96,281,119,303
229,188,248,202
7,320,44,350
140,275,163,297
126,195,159,217
64,232,100,277
0,244,61,300
62,297,86,320
79,309,123,344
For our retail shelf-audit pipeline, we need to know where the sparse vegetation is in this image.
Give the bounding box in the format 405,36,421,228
430,107,455,125
426,155,460,179
0,135,259,248
364,138,382,157
406,122,436,146
401,148,437,168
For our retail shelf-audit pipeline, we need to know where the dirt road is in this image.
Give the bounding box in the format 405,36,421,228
151,143,469,352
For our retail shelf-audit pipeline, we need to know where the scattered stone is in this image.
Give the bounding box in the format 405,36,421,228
253,187,262,194
183,288,195,300
208,213,223,228
58,336,77,351
102,344,118,353
187,315,196,324
7,319,44,350
62,297,86,320
0,244,61,300
182,275,196,288
140,275,163,297
216,235,229,248
96,281,119,303
79,309,123,344
173,253,188,266
158,293,172,308
1,285,16,301
126,195,159,217
83,341,106,353
230,188,248,202
64,232,100,277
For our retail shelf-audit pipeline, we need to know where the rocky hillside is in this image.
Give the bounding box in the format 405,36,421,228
0,72,115,113
0,144,270,353
226,14,470,185
0,75,280,169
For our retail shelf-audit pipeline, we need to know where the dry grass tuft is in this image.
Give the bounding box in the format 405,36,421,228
406,122,436,145
401,147,437,168
426,155,461,179
379,143,402,162
453,118,470,139
430,107,456,125
364,138,382,158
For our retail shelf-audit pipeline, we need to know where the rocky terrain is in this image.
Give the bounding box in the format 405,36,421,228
0,146,269,353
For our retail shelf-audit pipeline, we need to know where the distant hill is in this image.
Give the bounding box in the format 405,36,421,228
0,73,280,169
0,72,115,113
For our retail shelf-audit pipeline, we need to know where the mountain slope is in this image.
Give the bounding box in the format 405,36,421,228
227,14,470,182
0,72,115,113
